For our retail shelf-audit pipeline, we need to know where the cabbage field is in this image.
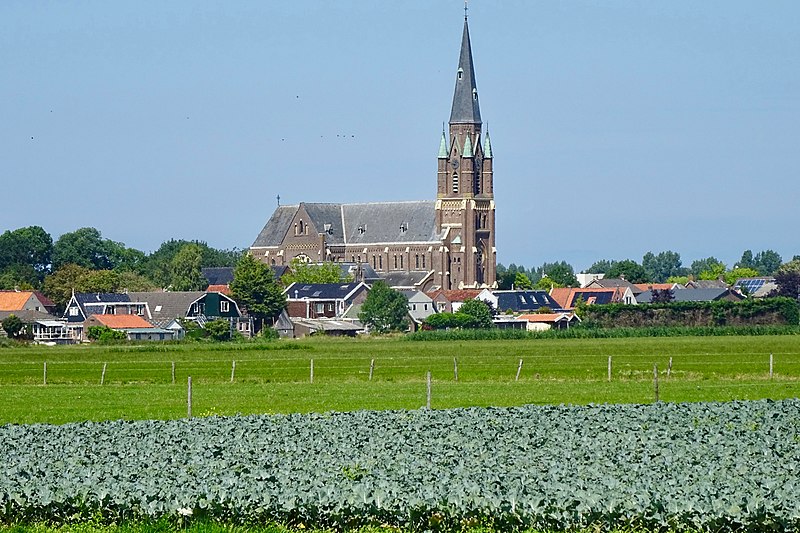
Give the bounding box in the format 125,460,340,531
2,399,799,531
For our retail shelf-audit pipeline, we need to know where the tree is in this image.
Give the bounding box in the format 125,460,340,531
204,319,233,341
52,227,115,271
540,261,578,287
0,226,53,278
750,250,783,276
585,260,616,274
650,288,675,303
642,251,686,283
605,259,647,283
698,262,727,281
358,281,408,333
168,244,206,291
513,272,533,290
723,267,760,286
774,260,800,299
1,315,24,339
282,258,351,285
86,325,126,342
230,254,286,330
457,299,494,329
534,275,564,290
690,257,724,278
144,239,241,287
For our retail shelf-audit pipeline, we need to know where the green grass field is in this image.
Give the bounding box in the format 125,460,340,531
1,335,799,424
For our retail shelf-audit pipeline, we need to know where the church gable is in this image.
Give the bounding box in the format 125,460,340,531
251,205,298,248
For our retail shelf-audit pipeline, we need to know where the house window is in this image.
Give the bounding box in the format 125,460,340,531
315,303,325,313
372,255,376,269
422,255,426,268
393,255,398,269
415,255,419,269
69,307,79,317
400,255,403,268
220,301,230,313
327,303,334,311
379,256,383,269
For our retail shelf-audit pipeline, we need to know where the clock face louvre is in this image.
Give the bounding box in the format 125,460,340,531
450,159,459,169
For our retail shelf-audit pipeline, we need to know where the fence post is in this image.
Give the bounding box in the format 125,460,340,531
454,357,458,382
426,371,431,409
101,362,107,385
667,357,673,380
653,363,659,403
43,362,47,385
230,360,236,383
310,359,314,384
187,376,193,418
769,353,773,379
369,358,375,381
515,359,523,381
608,356,612,382
171,361,176,385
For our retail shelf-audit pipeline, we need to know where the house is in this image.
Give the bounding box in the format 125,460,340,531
202,267,234,295
636,288,745,303
685,279,728,290
426,289,482,314
84,314,177,341
478,289,563,315
0,309,73,343
734,277,777,298
290,318,364,338
586,278,643,296
128,291,247,333
63,292,149,341
380,270,436,291
576,273,604,288
633,282,684,293
284,282,370,319
517,312,581,331
400,290,437,329
0,290,56,315
550,287,636,310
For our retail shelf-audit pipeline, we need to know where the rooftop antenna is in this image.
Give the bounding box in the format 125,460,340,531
277,194,281,207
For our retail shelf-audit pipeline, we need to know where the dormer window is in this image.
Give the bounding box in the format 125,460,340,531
323,223,333,235
457,68,463,80
399,222,408,233
358,225,366,235
472,88,478,100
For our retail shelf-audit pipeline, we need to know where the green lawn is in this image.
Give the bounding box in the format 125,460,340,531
1,335,798,424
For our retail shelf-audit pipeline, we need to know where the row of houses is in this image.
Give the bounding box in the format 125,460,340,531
0,268,776,342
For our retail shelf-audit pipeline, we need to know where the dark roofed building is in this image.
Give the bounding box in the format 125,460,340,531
250,15,496,291
636,288,744,303
284,282,370,319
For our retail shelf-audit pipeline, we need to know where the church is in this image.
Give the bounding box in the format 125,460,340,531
250,15,496,291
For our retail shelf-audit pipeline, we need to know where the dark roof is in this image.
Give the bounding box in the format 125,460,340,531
128,291,206,323
637,288,740,303
337,263,381,283
569,290,616,306
75,293,131,306
686,279,728,289
271,265,290,279
202,267,234,286
495,291,562,312
285,282,365,301
251,205,296,247
449,19,481,125
589,278,641,294
379,270,433,289
251,202,440,248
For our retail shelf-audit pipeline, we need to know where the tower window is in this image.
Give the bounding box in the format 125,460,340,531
452,173,459,193
299,220,305,234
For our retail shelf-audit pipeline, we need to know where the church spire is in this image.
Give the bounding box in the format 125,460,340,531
449,17,481,125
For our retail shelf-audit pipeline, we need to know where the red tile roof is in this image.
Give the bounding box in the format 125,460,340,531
206,284,231,295
0,291,32,311
91,314,154,329
518,313,574,322
426,289,482,302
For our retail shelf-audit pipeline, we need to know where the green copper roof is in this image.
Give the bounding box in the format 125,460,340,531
438,131,448,158
462,134,473,157
484,131,493,158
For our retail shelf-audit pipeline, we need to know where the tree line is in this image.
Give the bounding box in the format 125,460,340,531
0,226,241,307
498,249,795,290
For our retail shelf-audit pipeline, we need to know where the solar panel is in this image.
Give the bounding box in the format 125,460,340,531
734,278,767,294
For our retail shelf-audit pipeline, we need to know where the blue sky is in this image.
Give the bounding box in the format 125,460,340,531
1,1,798,272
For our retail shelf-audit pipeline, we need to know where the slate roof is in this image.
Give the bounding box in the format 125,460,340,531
202,267,234,286
450,19,481,125
284,282,366,301
685,279,728,289
379,270,433,289
252,202,440,248
588,278,641,293
128,291,205,324
76,293,131,306
494,291,562,313
636,288,742,303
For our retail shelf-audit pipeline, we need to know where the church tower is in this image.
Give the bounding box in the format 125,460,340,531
436,14,496,289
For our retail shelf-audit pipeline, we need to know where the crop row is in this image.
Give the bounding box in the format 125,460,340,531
1,400,799,531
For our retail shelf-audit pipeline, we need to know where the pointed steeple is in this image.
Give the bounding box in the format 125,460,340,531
449,18,482,125
438,130,448,158
483,129,492,158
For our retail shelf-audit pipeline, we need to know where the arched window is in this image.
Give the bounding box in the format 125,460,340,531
452,173,459,194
